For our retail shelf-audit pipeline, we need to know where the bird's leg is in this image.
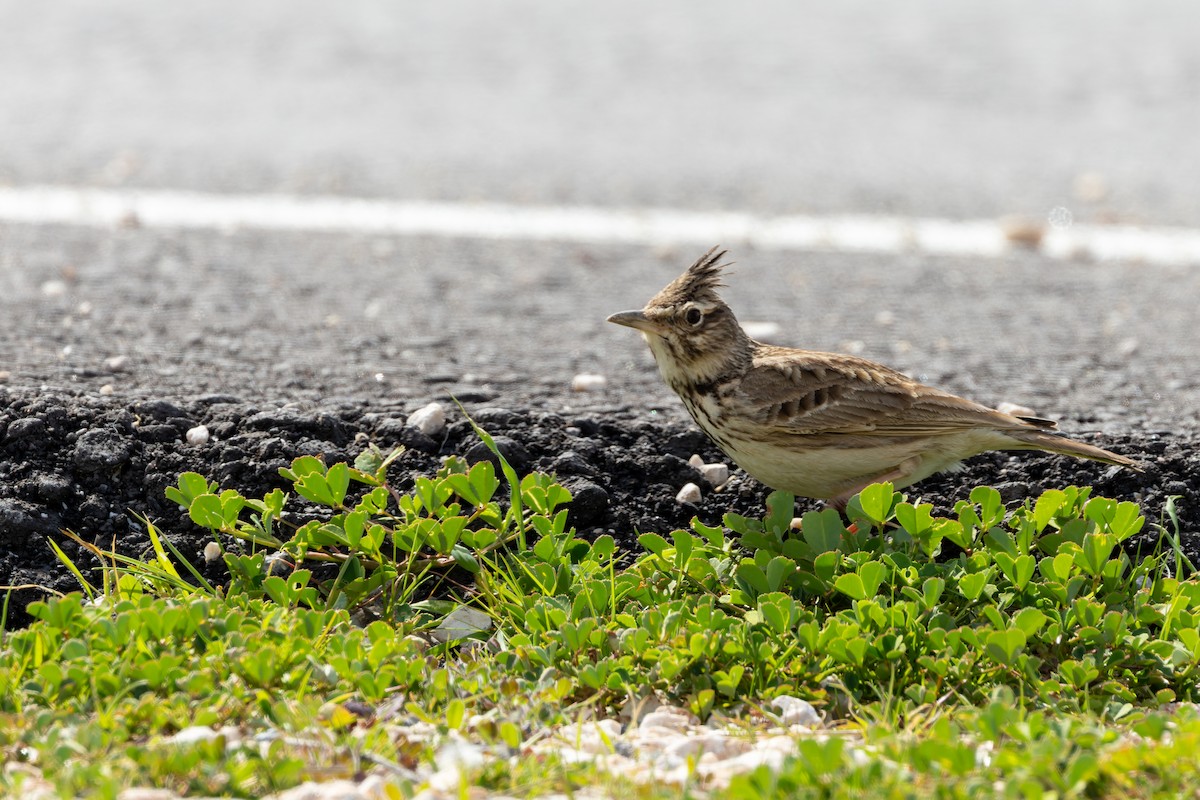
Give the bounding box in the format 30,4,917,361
826,456,923,511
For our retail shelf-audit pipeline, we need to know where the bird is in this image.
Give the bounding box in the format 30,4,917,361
607,246,1140,508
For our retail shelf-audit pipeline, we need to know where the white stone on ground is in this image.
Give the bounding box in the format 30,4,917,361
700,462,729,487
689,454,730,487
675,482,702,504
108,702,845,799
772,695,821,727
571,373,608,392
203,542,222,563
169,726,220,745
407,402,447,437
40,279,68,297
185,424,210,445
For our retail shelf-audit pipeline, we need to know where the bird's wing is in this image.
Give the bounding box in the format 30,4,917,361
732,349,1050,440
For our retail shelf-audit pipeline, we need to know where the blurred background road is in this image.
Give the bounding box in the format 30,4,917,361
0,1,1197,431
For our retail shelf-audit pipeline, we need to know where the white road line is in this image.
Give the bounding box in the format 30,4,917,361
1,185,1199,265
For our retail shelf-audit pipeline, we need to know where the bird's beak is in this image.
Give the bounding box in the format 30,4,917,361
606,310,660,334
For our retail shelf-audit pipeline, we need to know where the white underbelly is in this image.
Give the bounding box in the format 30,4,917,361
721,431,1005,499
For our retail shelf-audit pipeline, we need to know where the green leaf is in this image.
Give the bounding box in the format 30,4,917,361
813,551,840,583
857,483,898,525
1076,532,1116,576
324,463,350,506
858,561,888,597
985,628,1026,666
958,570,990,602
638,532,670,558
800,509,845,553
189,494,226,530
167,472,217,507
672,530,695,570
895,501,934,536
447,544,476,573
1050,551,1075,581
1011,555,1036,591
833,573,867,601
1033,489,1066,531
343,510,366,549
995,552,1036,592
922,577,946,607
970,486,1004,527
1012,607,1047,637
764,491,796,534
765,556,797,592
736,562,770,595
591,535,615,562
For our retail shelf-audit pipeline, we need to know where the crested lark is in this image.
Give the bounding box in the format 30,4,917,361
608,247,1139,507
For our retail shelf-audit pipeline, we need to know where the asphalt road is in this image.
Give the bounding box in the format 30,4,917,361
1,1,1198,428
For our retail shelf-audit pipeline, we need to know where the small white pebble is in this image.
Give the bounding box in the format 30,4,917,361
841,340,865,355
639,708,695,732
203,542,222,563
271,780,368,800
186,424,211,445
1116,337,1139,357
0,370,10,382
41,279,68,297
771,695,821,727
571,373,608,392
975,740,995,768
98,384,115,395
362,299,385,320
374,372,386,383
700,462,729,486
170,726,219,745
874,309,895,326
742,321,782,340
77,301,93,316
104,354,129,372
688,454,704,468
675,482,702,504
407,401,447,437
102,788,177,800
996,401,1037,418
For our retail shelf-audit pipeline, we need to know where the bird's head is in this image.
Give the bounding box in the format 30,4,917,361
607,246,751,386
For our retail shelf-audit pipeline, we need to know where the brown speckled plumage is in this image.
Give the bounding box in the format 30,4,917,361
608,247,1140,505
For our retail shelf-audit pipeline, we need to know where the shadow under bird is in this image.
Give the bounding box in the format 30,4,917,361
608,247,1140,508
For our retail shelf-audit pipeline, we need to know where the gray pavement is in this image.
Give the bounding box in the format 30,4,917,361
0,2,1197,434
1,2,1198,221
1,226,1195,433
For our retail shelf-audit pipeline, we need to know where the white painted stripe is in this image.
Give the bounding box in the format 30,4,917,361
1,185,1199,265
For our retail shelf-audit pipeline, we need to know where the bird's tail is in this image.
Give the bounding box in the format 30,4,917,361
1004,430,1142,471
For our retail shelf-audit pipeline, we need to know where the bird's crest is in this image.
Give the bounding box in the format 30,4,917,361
652,246,731,308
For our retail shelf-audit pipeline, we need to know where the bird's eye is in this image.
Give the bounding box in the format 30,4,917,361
684,307,704,326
